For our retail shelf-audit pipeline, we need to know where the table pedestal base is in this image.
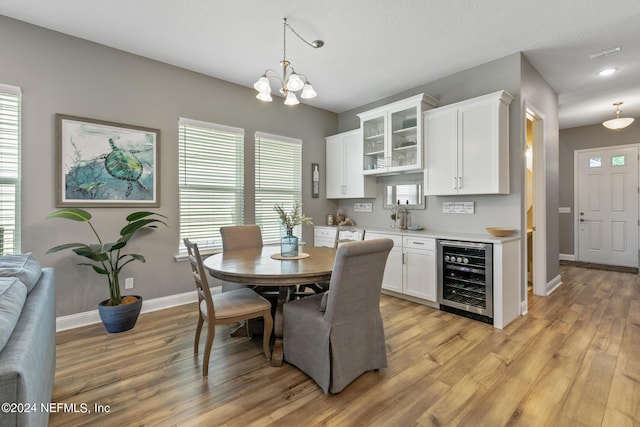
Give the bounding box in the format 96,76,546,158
270,286,290,366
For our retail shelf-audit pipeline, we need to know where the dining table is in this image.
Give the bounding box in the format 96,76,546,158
203,244,337,366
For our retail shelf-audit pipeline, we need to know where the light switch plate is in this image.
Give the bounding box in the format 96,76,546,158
354,202,373,212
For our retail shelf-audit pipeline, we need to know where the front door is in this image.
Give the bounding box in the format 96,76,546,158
577,146,639,267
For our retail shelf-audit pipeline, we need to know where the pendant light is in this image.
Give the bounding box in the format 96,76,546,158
253,18,323,106
602,102,635,130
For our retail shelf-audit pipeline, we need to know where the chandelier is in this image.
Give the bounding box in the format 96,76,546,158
253,18,323,106
602,102,635,130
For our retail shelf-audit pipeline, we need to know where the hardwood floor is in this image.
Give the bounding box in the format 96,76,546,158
51,266,640,426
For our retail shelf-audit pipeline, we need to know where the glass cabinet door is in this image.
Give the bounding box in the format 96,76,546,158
362,114,386,173
358,93,436,175
390,106,419,170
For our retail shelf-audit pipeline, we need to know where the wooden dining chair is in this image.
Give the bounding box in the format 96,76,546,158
219,225,263,292
184,238,273,377
220,224,280,298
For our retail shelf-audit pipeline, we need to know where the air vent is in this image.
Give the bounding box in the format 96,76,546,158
589,46,621,60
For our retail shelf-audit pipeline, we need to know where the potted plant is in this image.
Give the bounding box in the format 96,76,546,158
46,208,167,333
273,201,313,257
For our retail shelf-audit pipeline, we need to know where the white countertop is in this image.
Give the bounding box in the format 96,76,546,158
314,224,520,244
361,226,521,244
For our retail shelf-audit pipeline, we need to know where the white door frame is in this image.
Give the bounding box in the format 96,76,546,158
523,102,547,303
573,143,640,266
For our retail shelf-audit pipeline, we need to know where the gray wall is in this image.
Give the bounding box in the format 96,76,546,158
520,55,560,283
0,15,338,316
559,121,640,255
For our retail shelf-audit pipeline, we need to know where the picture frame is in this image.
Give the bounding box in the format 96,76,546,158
311,163,320,198
55,114,160,207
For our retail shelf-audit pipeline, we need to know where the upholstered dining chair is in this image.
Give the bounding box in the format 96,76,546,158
293,227,367,299
184,238,273,377
283,238,394,393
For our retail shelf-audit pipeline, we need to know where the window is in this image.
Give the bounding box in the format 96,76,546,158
589,157,602,168
255,132,303,244
611,155,625,166
178,118,244,253
0,84,21,255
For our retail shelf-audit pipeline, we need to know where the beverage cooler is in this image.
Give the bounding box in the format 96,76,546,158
437,240,493,324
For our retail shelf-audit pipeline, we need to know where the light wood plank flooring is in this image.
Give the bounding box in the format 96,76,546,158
51,266,640,426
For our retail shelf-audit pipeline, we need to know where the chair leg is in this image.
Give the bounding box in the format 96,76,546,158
202,323,215,377
194,315,204,355
262,311,273,361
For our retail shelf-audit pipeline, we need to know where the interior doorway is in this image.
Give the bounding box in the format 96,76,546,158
524,103,547,307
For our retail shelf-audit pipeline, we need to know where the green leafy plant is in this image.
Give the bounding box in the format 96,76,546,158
273,201,313,229
46,208,167,306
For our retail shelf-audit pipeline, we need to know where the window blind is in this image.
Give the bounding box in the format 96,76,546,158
255,132,303,244
0,84,21,255
178,118,244,253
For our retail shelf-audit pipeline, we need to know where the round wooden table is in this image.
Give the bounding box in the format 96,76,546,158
203,245,337,366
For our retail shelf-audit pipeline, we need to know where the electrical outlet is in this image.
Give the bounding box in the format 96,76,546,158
125,277,134,289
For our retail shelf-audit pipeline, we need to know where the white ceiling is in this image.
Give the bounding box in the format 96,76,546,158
1,0,640,129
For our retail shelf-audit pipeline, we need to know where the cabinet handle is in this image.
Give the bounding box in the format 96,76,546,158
458,176,462,189
411,241,425,245
453,177,458,189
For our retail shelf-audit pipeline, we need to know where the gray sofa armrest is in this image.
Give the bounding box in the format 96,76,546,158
0,268,56,427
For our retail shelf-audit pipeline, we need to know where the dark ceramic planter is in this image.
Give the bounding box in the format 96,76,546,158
98,295,143,333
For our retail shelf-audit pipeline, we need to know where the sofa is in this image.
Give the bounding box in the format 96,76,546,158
0,254,56,427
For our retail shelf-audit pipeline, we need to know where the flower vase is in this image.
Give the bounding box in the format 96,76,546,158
280,227,299,257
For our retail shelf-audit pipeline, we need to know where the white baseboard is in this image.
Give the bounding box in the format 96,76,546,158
559,253,576,261
545,274,562,295
520,300,528,316
56,290,200,332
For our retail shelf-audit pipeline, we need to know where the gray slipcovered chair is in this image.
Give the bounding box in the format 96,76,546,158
283,238,394,394
184,238,273,377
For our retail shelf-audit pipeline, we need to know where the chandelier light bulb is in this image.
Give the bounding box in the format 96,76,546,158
256,90,273,102
253,75,270,92
284,92,299,106
285,73,305,92
300,82,317,99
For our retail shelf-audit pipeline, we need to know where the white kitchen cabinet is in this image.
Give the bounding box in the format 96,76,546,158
326,130,376,199
424,90,513,195
314,226,364,248
365,232,436,302
313,226,337,248
358,94,438,175
403,236,437,301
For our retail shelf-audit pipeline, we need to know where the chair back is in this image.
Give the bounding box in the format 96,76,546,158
323,238,393,322
220,225,263,251
184,238,215,318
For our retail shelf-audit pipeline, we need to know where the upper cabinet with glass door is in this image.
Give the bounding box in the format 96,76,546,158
358,94,438,175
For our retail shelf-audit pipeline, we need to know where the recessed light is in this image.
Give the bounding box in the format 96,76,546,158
598,68,617,77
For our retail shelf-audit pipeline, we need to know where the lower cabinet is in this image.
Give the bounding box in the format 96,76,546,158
314,226,337,248
365,232,436,303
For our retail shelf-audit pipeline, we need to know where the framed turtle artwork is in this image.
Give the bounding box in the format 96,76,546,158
55,114,160,207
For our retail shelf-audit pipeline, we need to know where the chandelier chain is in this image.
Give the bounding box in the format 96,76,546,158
284,18,318,52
